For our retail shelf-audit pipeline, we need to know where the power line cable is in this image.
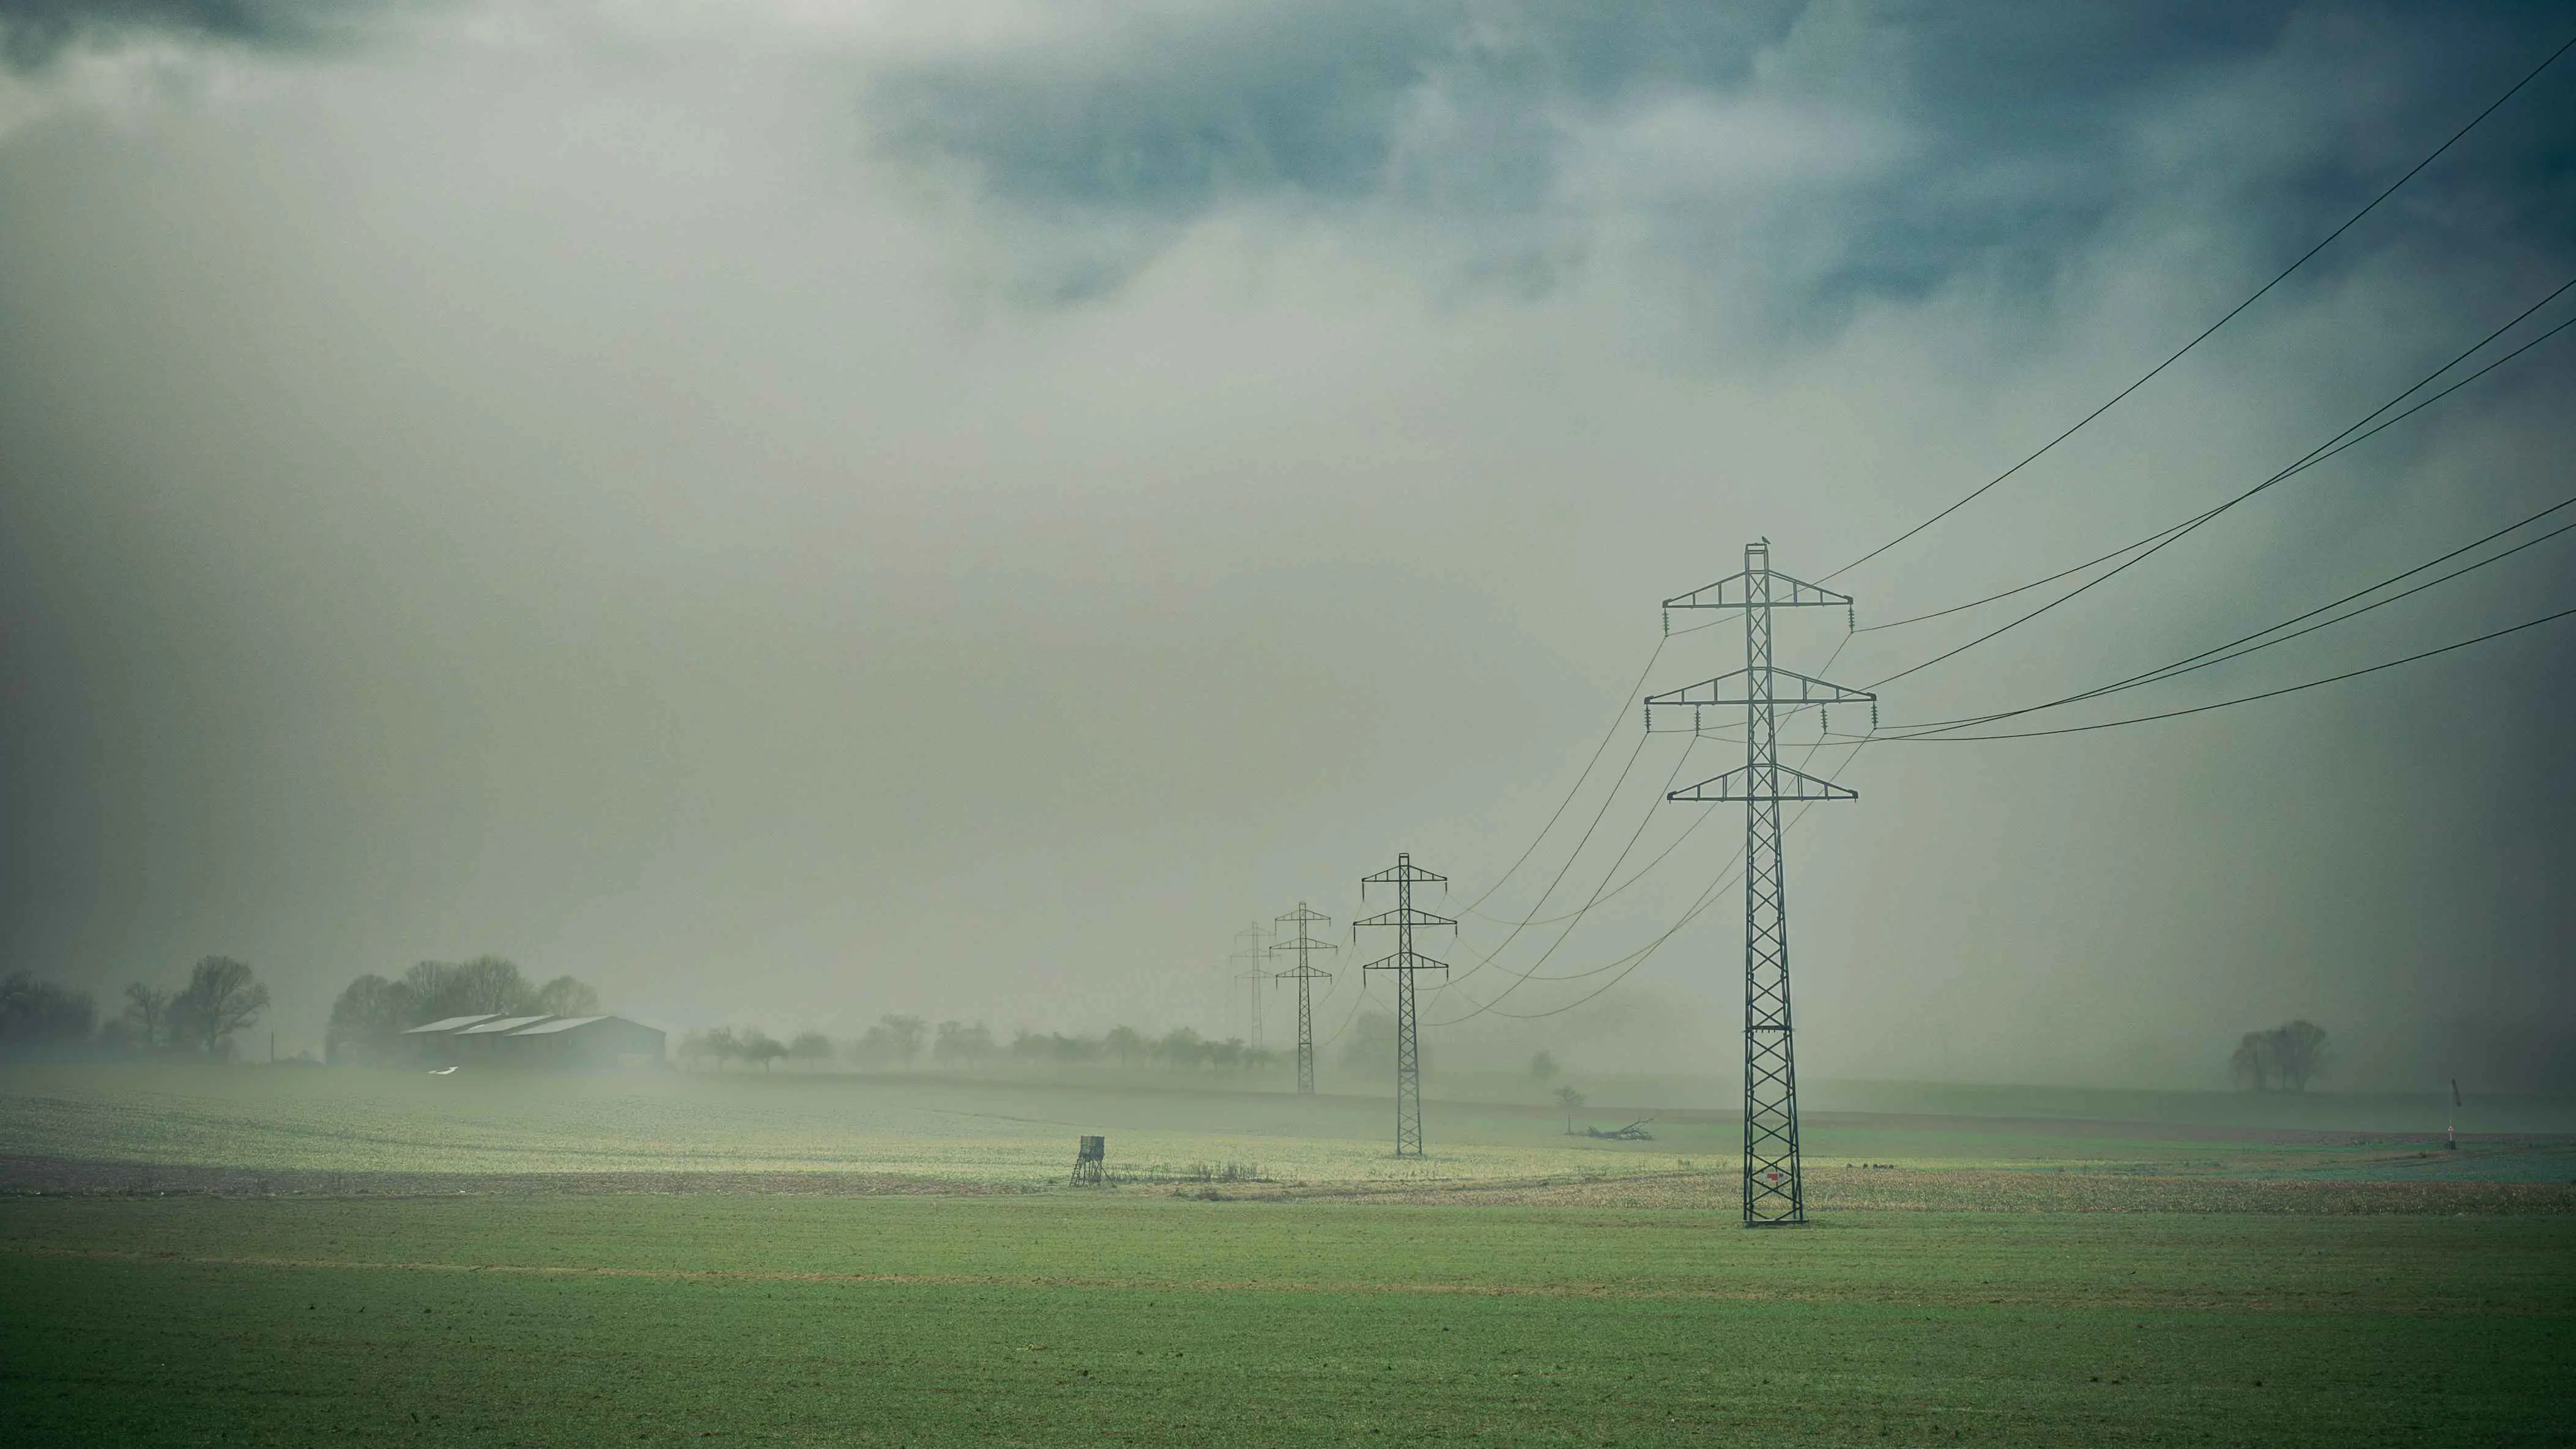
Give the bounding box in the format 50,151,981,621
1859,521,2199,634
1455,629,1855,941
1861,282,2575,653
1460,802,1715,926
1433,728,1661,994
1860,277,2576,694
1860,604,2576,743
1457,739,1875,1021
1884,492,2576,735
1430,721,1862,1023
1457,637,1666,912
1435,732,1702,1005
1824,29,2576,583
1317,974,1375,1048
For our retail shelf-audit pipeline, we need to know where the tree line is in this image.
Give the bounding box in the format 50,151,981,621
0,957,272,1061
325,958,604,1064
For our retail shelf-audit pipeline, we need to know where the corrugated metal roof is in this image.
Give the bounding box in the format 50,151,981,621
456,1014,554,1035
401,1014,502,1035
509,1015,609,1036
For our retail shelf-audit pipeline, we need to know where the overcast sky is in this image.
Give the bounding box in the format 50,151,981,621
2,1,2570,1090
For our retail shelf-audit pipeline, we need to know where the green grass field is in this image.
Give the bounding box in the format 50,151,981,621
2,1064,2571,1445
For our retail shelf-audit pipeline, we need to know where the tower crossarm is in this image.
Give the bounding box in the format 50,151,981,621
1669,763,1858,803
1663,563,1852,613
1353,905,1458,930
1361,861,1447,887
1645,669,1876,721
1360,949,1450,974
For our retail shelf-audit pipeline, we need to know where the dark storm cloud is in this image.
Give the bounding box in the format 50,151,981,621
867,2,2575,317
0,0,371,69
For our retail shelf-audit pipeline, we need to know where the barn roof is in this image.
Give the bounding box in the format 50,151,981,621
510,1015,608,1036
401,1014,502,1035
456,1014,554,1036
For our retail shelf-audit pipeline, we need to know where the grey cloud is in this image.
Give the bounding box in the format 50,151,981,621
865,2,2576,321
0,0,370,69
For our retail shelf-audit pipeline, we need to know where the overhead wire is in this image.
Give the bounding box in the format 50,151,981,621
1855,602,2576,743
1880,490,2576,736
1822,29,2576,584
1456,636,1666,913
1857,275,2576,694
1463,738,1876,1021
1858,521,2199,634
1433,730,1703,1005
1429,632,1866,1025
1435,728,1657,988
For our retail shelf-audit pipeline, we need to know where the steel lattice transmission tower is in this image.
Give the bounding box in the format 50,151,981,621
1270,904,1337,1095
1230,922,1272,1051
1356,853,1455,1157
1649,541,1871,1226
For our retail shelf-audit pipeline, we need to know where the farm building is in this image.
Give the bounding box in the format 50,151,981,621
399,1014,501,1067
502,1015,666,1070
398,1014,664,1070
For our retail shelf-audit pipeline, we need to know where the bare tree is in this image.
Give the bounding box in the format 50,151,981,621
325,975,412,1064
171,957,269,1057
931,1020,995,1067
2271,1020,2329,1091
122,984,174,1050
0,973,97,1058
883,1014,928,1064
1103,1025,1145,1067
676,1028,729,1070
1554,1084,1587,1135
453,957,533,1015
533,976,600,1017
2229,1031,2274,1091
2230,1021,2329,1092
738,1029,788,1072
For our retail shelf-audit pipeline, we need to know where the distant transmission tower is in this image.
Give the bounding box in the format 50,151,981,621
1230,922,1272,1051
1270,903,1337,1095
1357,854,1455,1157
1650,541,1871,1226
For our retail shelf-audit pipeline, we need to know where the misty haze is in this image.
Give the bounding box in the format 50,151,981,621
1,3,2570,1445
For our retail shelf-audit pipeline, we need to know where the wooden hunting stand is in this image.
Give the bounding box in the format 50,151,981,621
1071,1135,1105,1185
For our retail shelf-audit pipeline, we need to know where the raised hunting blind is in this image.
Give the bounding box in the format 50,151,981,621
1071,1135,1106,1185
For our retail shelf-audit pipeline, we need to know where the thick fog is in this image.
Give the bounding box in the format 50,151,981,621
2,1,2570,1089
